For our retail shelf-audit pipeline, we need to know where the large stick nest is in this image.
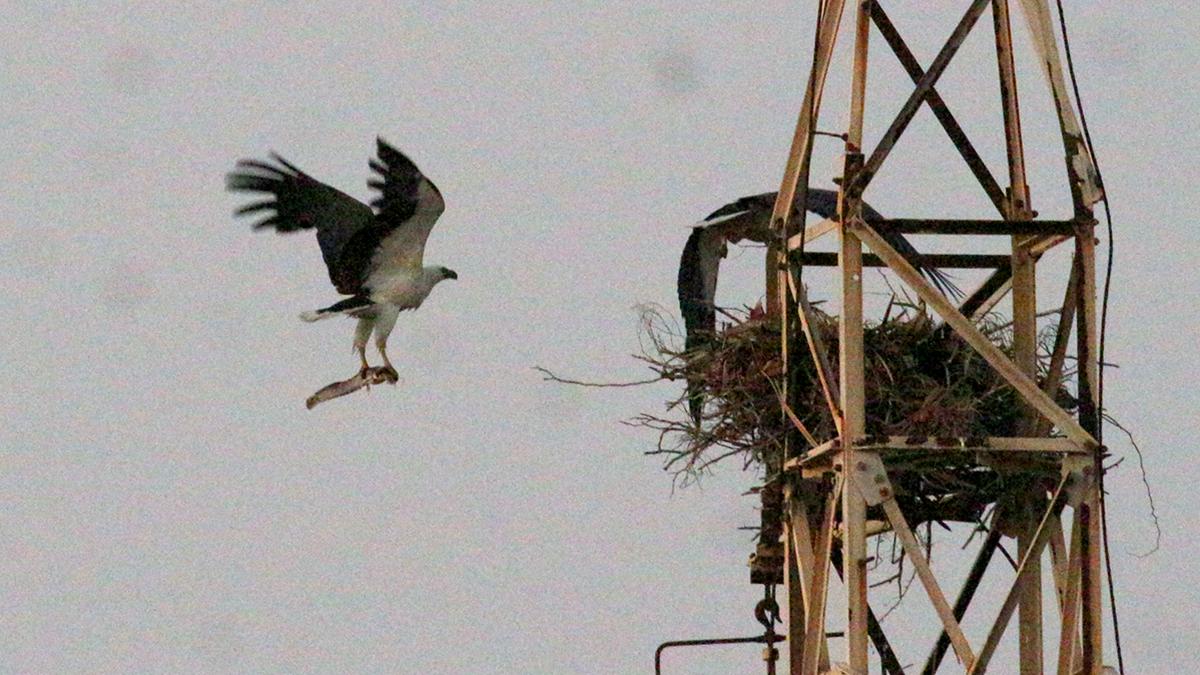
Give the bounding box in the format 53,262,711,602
634,300,1076,482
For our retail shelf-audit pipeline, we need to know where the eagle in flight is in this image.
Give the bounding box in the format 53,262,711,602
677,188,958,424
227,138,456,383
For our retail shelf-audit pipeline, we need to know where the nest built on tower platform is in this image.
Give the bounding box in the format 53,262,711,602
645,1,1118,673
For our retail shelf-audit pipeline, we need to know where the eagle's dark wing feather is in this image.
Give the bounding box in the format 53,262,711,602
331,139,446,294
703,189,844,223
227,153,375,293
678,226,724,424
700,189,959,298
802,188,841,219
678,229,720,350
703,192,778,222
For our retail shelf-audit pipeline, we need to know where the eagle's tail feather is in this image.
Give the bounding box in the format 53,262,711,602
299,295,373,323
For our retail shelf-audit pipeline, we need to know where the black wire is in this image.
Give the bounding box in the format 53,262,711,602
1054,2,1125,672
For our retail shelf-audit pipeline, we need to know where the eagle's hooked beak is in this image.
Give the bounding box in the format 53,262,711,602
444,268,458,280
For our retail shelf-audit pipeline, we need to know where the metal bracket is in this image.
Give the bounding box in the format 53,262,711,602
1061,455,1095,509
847,451,893,507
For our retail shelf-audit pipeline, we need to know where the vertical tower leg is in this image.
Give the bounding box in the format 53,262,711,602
1016,517,1045,674
840,2,871,671
1076,230,1103,675
839,231,868,674
994,1,1043,671
773,5,850,672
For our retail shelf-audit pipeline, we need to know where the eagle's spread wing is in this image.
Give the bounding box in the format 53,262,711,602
329,139,447,294
681,190,844,352
228,139,445,296
677,188,960,423
226,153,375,292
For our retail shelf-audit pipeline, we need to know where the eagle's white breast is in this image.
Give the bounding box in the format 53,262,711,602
368,266,444,310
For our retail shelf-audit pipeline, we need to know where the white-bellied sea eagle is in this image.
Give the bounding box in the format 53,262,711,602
226,138,455,384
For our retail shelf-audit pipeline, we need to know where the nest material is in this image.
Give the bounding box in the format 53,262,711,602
635,301,1075,480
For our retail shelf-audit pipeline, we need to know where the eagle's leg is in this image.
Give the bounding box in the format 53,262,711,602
373,306,401,384
376,340,399,383
354,318,374,379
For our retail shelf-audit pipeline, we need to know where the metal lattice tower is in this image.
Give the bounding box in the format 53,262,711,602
758,1,1110,673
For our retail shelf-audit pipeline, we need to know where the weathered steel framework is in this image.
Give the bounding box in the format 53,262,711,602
759,1,1109,673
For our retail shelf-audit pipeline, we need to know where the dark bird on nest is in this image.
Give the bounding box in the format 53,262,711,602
676,189,959,424
226,138,457,383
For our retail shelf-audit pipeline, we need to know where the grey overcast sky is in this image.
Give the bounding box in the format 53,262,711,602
2,2,1197,673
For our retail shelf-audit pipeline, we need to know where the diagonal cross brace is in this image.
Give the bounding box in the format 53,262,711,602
788,272,844,431
922,526,1003,675
1055,510,1085,675
869,1,1008,215
849,219,1098,449
787,490,831,671
802,477,842,675
969,469,1083,673
772,0,848,240
850,452,976,668
849,0,992,197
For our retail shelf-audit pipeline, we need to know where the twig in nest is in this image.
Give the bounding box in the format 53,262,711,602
306,367,397,409
533,366,663,388
982,307,1063,336
877,548,919,622
870,571,901,588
